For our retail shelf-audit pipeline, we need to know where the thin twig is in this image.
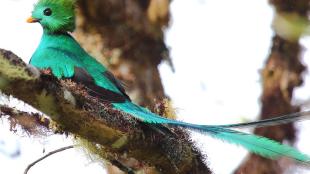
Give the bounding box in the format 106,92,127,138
24,145,74,174
111,160,135,174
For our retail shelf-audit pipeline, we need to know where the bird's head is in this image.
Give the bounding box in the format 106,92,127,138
27,0,76,33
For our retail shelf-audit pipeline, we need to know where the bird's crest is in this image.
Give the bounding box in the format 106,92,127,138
32,0,77,33
35,0,76,8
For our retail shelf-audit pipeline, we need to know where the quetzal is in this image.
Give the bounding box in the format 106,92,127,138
27,0,310,163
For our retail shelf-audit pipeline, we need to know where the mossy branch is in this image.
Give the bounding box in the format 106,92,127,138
0,49,211,174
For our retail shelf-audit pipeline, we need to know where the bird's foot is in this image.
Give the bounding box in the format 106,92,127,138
41,69,52,75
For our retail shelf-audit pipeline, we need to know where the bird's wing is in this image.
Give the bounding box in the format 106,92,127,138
214,111,310,129
44,47,129,103
72,67,128,102
102,71,131,101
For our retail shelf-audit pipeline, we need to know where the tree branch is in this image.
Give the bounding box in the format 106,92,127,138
0,105,52,135
24,145,74,174
0,49,211,174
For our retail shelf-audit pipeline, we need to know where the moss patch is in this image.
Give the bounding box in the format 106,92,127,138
0,54,35,81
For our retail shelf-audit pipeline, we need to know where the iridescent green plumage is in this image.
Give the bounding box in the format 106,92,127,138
28,0,310,163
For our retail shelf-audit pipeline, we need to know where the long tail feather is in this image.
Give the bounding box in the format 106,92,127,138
112,102,310,163
201,127,310,162
217,110,310,128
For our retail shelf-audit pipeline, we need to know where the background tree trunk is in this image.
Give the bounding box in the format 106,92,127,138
234,1,309,173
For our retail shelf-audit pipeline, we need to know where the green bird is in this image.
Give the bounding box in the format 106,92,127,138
28,0,310,163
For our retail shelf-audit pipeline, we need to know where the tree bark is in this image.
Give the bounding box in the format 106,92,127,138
234,1,309,173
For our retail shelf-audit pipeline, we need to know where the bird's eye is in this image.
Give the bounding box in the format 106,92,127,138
43,8,52,16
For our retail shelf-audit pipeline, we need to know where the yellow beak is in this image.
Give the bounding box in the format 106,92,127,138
27,17,39,23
